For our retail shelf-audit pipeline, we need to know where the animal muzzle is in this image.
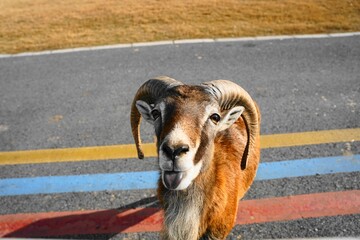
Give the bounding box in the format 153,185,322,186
158,142,188,189
161,142,189,166
159,141,193,170
159,140,201,190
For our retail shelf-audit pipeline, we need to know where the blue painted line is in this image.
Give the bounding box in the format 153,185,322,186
256,154,360,180
0,155,359,196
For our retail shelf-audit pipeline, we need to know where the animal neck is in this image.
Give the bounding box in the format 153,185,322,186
162,184,204,240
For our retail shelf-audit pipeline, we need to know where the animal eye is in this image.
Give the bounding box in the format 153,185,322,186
151,109,161,120
210,113,221,124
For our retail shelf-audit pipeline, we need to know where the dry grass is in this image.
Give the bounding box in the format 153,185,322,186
1,0,359,53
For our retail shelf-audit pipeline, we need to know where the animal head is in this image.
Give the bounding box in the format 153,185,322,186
130,76,259,190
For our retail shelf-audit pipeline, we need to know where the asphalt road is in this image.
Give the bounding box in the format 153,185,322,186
0,35,359,239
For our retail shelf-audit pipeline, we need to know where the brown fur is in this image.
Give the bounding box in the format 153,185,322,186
158,113,261,239
132,82,261,239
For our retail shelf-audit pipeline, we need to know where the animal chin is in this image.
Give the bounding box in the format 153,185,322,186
163,171,184,190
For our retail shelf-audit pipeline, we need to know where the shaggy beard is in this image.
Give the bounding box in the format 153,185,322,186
162,184,204,240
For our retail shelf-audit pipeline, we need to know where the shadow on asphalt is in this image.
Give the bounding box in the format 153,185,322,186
5,197,160,239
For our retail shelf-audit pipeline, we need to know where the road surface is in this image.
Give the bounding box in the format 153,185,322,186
0,34,359,239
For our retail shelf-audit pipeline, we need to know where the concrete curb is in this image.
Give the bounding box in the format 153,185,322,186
1,32,360,58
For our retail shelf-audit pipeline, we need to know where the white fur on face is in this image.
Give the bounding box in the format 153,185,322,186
159,123,198,172
159,101,166,124
159,122,203,190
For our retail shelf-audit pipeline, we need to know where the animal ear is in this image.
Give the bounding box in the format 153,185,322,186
218,106,245,131
135,100,154,124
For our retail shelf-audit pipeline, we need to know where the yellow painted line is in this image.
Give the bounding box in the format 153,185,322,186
260,128,360,149
0,143,156,165
0,128,359,166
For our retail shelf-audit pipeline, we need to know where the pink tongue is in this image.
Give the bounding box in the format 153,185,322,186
163,171,183,190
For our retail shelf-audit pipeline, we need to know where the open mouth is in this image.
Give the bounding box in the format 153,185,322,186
162,171,184,190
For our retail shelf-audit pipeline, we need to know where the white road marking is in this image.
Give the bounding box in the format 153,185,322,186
1,32,360,58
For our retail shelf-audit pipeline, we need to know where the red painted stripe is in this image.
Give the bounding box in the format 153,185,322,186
0,190,359,238
236,190,360,225
0,208,163,237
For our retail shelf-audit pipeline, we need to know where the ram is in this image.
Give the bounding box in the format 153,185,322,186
130,76,261,239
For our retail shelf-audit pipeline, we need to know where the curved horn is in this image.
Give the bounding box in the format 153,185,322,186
130,76,183,159
201,80,260,170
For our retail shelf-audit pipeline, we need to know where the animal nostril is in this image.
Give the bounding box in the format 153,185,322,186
162,143,174,159
162,143,189,160
173,145,189,158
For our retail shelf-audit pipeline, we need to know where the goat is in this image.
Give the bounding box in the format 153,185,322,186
130,76,261,239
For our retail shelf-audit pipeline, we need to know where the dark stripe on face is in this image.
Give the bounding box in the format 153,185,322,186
194,124,211,165
158,101,176,143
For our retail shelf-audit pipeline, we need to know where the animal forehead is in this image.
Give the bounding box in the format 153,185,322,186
161,86,215,113
165,85,213,105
